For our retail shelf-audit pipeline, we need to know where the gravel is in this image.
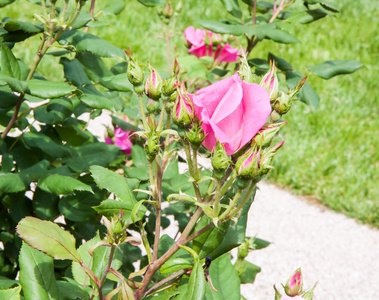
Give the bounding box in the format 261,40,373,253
241,182,379,300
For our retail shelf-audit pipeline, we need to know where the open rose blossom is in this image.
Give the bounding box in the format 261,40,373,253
105,127,133,155
184,26,239,63
192,73,271,155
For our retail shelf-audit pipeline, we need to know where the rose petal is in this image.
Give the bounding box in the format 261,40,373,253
188,44,208,58
184,26,206,46
217,43,239,63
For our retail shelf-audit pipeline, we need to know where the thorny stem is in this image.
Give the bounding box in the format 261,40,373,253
84,0,96,32
98,245,116,299
252,0,257,26
226,183,256,221
164,109,172,153
152,158,163,263
134,207,204,299
218,190,242,221
157,102,166,132
213,180,222,217
145,269,188,296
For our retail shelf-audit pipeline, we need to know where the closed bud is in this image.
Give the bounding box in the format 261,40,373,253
252,121,287,148
270,109,281,123
175,1,183,13
237,239,249,259
172,82,194,128
161,76,178,97
147,102,161,114
238,51,253,83
274,91,294,115
126,53,144,87
258,140,284,176
211,141,230,179
134,84,145,94
145,136,160,161
169,90,178,102
284,268,303,296
145,63,162,100
260,60,279,102
163,2,173,19
186,121,205,150
236,146,260,180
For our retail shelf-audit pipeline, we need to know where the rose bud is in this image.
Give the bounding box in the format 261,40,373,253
238,51,253,83
145,136,160,162
211,141,230,180
252,121,287,148
186,120,205,150
162,1,173,19
162,77,178,97
145,63,162,100
270,110,282,123
284,268,303,296
172,82,194,128
236,146,260,180
260,60,279,102
258,140,284,176
126,54,144,87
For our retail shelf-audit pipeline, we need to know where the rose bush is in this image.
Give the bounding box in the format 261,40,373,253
192,73,271,155
184,26,239,62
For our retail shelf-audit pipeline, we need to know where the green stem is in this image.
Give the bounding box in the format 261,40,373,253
218,190,242,221
157,102,166,132
98,245,116,300
164,109,172,154
226,183,256,221
152,158,163,263
220,171,236,197
138,94,148,130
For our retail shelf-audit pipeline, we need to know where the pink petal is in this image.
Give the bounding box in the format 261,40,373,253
184,26,206,46
217,43,239,63
239,80,271,148
188,44,208,58
105,136,113,145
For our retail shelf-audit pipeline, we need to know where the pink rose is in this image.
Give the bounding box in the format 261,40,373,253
184,26,239,63
105,127,133,155
193,73,271,155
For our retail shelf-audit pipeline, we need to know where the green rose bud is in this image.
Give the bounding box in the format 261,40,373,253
126,55,144,87
211,141,230,180
145,63,162,100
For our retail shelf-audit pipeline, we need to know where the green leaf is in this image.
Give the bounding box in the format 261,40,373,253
205,254,241,299
59,192,102,222
131,145,148,168
2,17,43,33
110,115,141,132
205,188,257,260
91,165,136,203
100,74,134,92
248,58,269,71
196,19,247,35
66,143,123,172
0,173,29,193
137,0,164,7
0,0,16,8
0,72,28,93
237,260,261,284
32,188,60,220
103,0,125,15
80,93,119,110
161,257,193,274
1,43,21,79
308,60,364,79
23,132,70,158
57,280,91,300
19,243,60,300
58,30,125,58
268,52,292,71
178,260,206,300
26,80,76,98
38,174,93,194
286,9,328,24
250,237,271,250
54,122,93,146
72,232,101,286
265,29,300,44
0,90,19,108
0,286,21,300
93,199,146,223
17,217,82,262
220,0,242,19
60,57,92,87
286,70,319,108
320,2,339,13
77,51,113,83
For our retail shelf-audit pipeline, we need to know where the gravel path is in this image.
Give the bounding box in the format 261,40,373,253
241,182,379,300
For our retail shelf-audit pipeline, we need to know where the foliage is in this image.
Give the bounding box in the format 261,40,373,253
0,0,363,299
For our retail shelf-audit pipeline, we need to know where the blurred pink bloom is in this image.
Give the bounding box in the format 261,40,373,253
192,73,271,155
184,26,239,63
105,127,133,155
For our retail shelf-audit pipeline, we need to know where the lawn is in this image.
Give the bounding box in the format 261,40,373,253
4,0,379,226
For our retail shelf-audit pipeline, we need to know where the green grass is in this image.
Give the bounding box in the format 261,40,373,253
3,0,379,226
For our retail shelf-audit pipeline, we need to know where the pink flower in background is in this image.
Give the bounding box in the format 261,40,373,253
105,127,133,155
192,73,271,155
184,26,239,63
